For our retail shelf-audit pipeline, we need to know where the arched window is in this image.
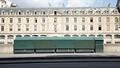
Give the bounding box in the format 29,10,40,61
115,35,120,39
89,35,95,37
40,35,47,37
24,35,30,37
8,35,14,39
16,35,22,37
64,35,71,37
72,35,79,37
81,35,87,37
32,35,38,37
106,35,112,39
0,35,5,39
97,35,103,38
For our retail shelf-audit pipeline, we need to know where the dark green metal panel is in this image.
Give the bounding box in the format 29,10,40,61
14,40,34,49
34,40,54,49
95,40,104,53
75,40,95,49
55,40,74,48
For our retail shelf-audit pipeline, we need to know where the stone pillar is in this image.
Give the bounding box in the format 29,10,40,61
4,35,8,44
112,34,115,44
103,34,106,44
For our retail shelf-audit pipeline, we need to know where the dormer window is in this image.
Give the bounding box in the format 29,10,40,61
54,11,57,15
43,11,46,15
18,12,22,15
26,11,30,15
34,11,37,15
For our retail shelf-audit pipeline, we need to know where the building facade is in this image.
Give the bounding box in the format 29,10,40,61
0,1,120,45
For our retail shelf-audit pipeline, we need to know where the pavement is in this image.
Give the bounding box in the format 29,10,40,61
1,53,120,58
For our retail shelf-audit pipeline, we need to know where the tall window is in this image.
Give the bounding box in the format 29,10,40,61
98,25,102,31
74,25,77,31
42,24,45,31
1,25,4,31
1,18,4,23
115,25,119,31
42,18,45,23
34,18,37,23
106,17,110,22
66,25,69,31
54,25,57,32
18,18,21,23
98,17,101,22
26,25,29,31
10,18,13,23
82,25,85,31
74,18,77,23
82,17,85,22
107,25,110,31
34,25,37,31
9,25,12,31
66,18,69,23
90,17,93,22
90,25,93,31
115,17,118,23
54,18,57,23
18,25,21,31
26,18,29,23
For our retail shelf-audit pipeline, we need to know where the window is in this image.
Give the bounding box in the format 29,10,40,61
26,11,30,15
54,18,57,23
90,25,93,31
106,35,112,39
9,25,12,31
90,17,93,22
98,17,101,22
54,11,57,15
106,17,110,22
18,25,21,31
66,25,69,31
34,11,37,15
18,18,21,23
43,12,45,15
34,18,37,23
1,25,4,31
82,25,85,31
98,25,102,31
66,18,69,23
26,18,29,23
107,25,110,31
82,17,85,22
18,12,22,15
10,18,13,23
74,18,77,23
115,25,119,31
74,25,77,31
1,18,4,23
42,24,45,31
34,25,37,31
8,35,13,39
115,17,118,23
54,25,57,32
42,18,45,23
26,25,29,31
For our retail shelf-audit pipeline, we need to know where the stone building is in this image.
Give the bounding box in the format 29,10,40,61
0,0,120,45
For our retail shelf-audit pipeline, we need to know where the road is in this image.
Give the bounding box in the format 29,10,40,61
0,54,120,68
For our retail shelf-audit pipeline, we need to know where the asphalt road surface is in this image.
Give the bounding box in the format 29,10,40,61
1,62,120,68
1,54,120,68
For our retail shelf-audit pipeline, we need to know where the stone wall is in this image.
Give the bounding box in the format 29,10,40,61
0,44,13,54
0,44,120,54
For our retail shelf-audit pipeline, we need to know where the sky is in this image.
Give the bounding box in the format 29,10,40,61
12,0,118,8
